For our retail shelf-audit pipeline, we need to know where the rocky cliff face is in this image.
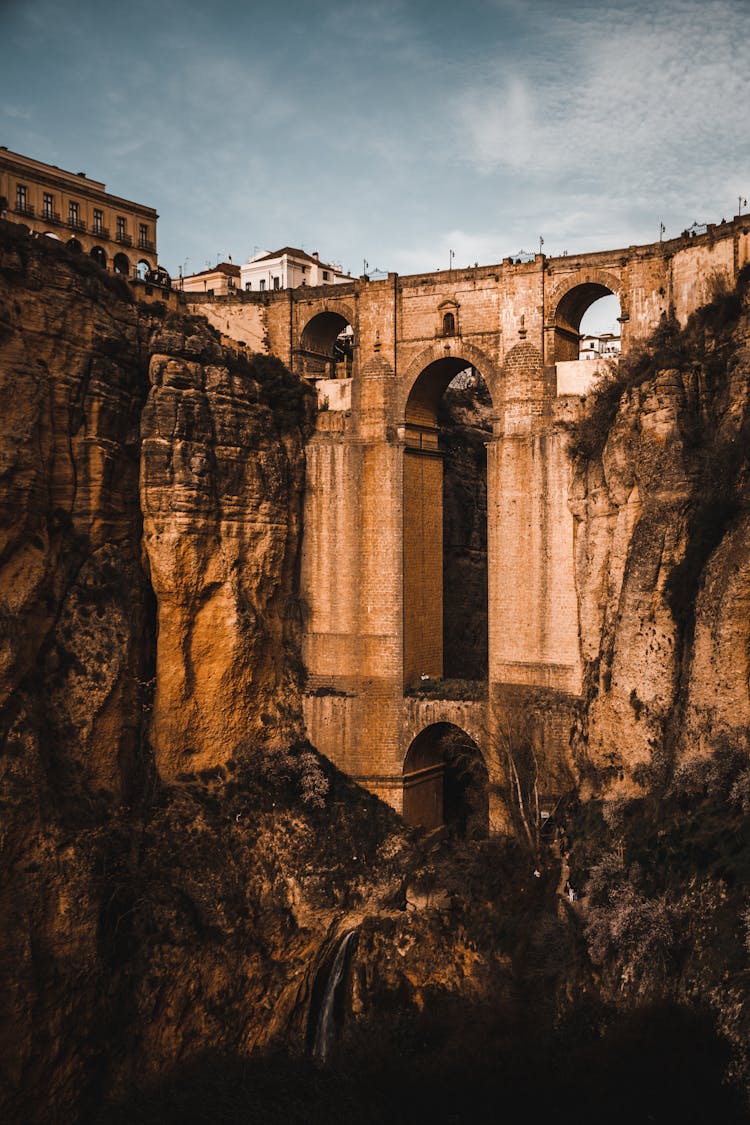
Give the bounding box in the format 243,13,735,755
0,223,151,804
568,275,750,795
141,324,312,778
558,277,750,1103
0,225,330,1121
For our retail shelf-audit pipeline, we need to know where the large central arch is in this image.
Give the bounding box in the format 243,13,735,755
403,351,495,688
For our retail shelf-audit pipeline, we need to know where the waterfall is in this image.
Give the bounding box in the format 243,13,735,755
312,929,357,1064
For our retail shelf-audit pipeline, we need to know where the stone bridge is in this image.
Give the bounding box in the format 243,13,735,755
189,219,750,830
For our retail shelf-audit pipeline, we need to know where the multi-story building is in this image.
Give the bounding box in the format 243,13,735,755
0,146,158,278
179,261,240,295
240,246,351,292
579,331,621,359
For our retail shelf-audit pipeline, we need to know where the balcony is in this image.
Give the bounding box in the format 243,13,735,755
137,238,155,252
14,202,35,217
68,217,87,232
92,226,110,240
42,211,62,225
115,232,132,247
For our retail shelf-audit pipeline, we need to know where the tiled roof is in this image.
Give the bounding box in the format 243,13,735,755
184,262,240,280
251,246,334,269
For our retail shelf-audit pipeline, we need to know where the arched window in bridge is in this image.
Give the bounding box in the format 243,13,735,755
438,300,459,337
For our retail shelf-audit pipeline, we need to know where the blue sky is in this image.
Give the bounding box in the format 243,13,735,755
2,0,749,293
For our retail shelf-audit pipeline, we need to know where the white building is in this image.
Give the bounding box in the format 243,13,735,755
579,331,621,360
240,246,351,292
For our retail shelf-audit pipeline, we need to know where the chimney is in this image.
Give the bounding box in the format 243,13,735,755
312,251,319,261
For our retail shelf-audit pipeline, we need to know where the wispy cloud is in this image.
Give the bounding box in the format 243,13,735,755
454,0,750,226
3,0,747,274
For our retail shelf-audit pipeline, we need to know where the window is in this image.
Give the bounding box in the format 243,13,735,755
245,281,252,291
443,311,455,336
273,276,280,290
259,279,266,291
93,208,103,234
139,223,148,247
323,270,329,280
43,193,53,218
16,184,27,211
69,200,79,226
116,216,126,239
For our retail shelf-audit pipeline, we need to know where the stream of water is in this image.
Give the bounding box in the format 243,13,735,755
312,929,357,1064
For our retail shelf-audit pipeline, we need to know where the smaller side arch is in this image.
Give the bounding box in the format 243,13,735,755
298,308,355,380
90,246,107,267
546,268,624,363
113,252,130,276
547,267,623,314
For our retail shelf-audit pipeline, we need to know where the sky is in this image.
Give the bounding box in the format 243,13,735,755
2,0,749,318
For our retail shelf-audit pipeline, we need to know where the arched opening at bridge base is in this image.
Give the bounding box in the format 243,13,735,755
298,311,354,380
403,359,492,690
403,723,488,839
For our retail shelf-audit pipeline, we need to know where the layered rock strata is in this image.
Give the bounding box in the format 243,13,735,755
568,282,750,793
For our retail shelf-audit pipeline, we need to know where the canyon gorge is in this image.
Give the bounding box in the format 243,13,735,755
0,218,749,1123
